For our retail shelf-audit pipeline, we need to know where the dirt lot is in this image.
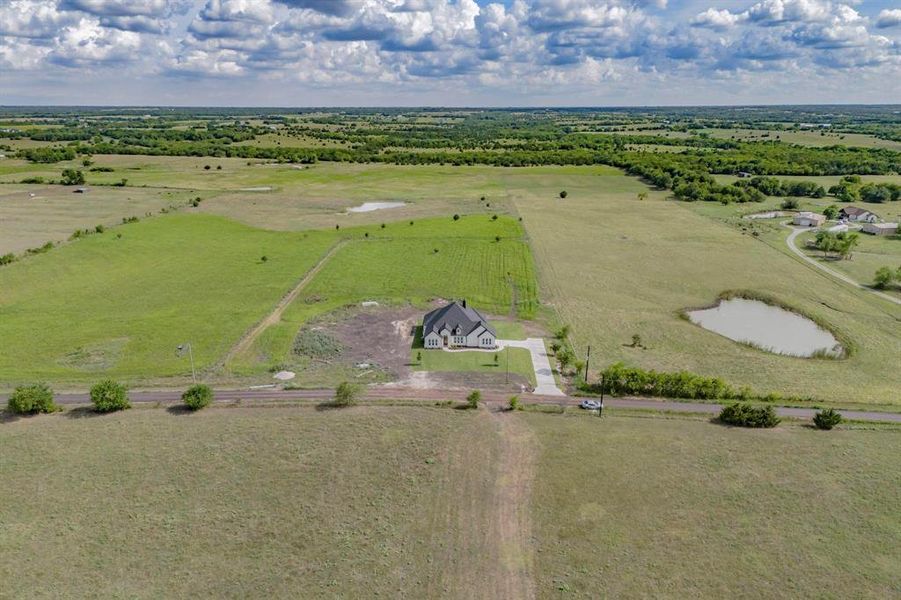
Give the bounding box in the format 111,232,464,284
300,303,532,392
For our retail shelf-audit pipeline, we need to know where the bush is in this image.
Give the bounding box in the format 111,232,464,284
813,408,842,430
293,329,343,358
467,390,481,409
559,190,568,198
508,395,520,411
334,382,360,407
7,383,58,414
0,253,16,266
182,384,213,410
781,198,800,209
718,403,780,428
90,379,130,413
596,362,734,400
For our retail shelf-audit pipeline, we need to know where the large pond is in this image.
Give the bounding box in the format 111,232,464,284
687,298,842,358
347,201,406,213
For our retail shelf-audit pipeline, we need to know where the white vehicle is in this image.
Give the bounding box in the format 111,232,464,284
579,399,601,410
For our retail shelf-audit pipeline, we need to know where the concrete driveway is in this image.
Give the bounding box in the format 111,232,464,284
499,338,565,396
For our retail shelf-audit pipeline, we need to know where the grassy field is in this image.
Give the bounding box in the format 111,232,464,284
231,215,538,376
698,128,901,151
0,184,198,254
505,167,900,405
796,229,901,298
0,214,336,384
412,347,536,386
526,411,901,598
2,404,898,598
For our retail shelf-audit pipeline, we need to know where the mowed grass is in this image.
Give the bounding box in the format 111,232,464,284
0,184,197,254
412,346,536,386
796,229,901,299
0,214,336,383
698,127,901,151
504,167,901,404
0,406,502,598
526,412,901,598
234,215,538,373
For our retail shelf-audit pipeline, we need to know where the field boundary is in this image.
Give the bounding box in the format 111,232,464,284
219,239,348,369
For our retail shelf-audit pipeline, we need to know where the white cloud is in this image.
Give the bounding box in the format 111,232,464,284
875,9,901,29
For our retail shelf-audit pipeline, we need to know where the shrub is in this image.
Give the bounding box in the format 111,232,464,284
293,329,343,358
90,379,130,413
559,190,568,198
7,383,58,415
94,224,105,234
466,390,481,409
334,382,360,407
508,395,520,411
182,384,213,410
813,408,842,430
596,362,735,400
718,403,780,428
781,198,800,209
0,253,16,266
453,214,460,221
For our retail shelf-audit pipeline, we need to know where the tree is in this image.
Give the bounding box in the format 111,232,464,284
814,231,839,259
61,168,85,186
822,205,838,220
813,408,842,430
466,390,481,409
559,190,568,199
182,384,213,410
90,380,130,413
494,353,499,366
781,198,799,210
508,395,520,411
333,382,360,407
549,341,561,354
416,351,422,363
7,383,58,415
557,349,573,372
631,334,642,348
873,266,894,289
837,232,859,260
556,325,570,340
453,214,460,221
718,403,780,428
637,191,648,201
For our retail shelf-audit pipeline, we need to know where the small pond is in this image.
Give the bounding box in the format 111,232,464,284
687,298,842,358
347,201,406,213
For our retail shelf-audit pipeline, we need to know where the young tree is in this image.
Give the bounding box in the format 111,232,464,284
7,383,58,415
549,341,561,355
822,205,838,220
637,191,648,201
508,395,520,411
837,232,859,260
873,266,894,289
494,353,499,366
466,390,481,409
182,384,213,410
416,351,422,364
90,380,130,413
61,168,85,186
333,382,360,407
556,325,570,340
559,190,568,199
813,408,842,430
557,349,573,372
631,334,642,348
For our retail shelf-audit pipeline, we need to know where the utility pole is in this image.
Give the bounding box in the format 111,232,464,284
177,343,197,384
505,348,509,384
584,345,591,384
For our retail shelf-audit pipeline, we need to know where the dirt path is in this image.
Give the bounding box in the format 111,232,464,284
219,239,348,368
487,407,537,599
785,226,901,306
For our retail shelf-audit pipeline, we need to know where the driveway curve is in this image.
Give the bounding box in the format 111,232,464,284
785,226,900,306
499,338,565,396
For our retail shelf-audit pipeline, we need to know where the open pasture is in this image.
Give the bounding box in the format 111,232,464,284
506,167,900,404
698,127,901,151
0,184,196,254
0,214,336,384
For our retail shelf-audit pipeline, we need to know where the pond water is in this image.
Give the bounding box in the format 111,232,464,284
744,210,786,220
347,201,406,213
687,298,842,358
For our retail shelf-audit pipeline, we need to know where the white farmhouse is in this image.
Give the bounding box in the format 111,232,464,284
422,300,496,349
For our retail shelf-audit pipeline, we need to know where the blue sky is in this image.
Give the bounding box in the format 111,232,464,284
1,1,899,106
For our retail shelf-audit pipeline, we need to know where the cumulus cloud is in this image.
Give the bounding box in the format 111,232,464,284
875,9,901,29
0,0,898,100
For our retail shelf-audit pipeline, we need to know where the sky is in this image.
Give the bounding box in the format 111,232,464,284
1,0,899,107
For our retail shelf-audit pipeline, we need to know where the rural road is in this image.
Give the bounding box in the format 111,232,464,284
785,226,901,306
10,386,900,423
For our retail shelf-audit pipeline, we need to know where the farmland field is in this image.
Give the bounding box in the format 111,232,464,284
506,168,901,405
2,405,898,598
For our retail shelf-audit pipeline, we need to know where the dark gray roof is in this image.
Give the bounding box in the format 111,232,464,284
423,300,495,338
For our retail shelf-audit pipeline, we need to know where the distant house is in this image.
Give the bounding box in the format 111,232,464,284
839,206,878,223
793,212,826,227
422,300,496,349
862,222,898,236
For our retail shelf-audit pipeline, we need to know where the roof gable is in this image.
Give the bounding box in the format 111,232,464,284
423,300,496,338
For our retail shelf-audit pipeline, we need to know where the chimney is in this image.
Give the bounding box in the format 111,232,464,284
462,299,467,308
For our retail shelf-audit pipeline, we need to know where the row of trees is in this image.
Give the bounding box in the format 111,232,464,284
6,382,213,414
813,231,860,260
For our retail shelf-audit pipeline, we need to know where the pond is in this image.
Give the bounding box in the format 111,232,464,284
347,201,406,213
687,298,842,358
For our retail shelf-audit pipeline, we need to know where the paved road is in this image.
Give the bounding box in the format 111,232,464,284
785,226,901,306
499,338,565,396
11,386,900,423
